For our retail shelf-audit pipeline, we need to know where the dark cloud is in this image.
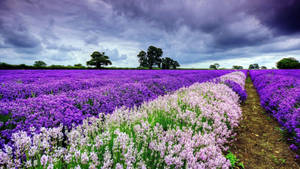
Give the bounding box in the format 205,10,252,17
0,23,42,53
0,0,299,67
247,0,300,35
103,0,273,49
0,1,42,53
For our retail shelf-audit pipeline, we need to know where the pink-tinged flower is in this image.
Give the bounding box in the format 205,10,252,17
81,152,89,164
28,146,38,157
89,152,99,165
47,163,54,169
89,164,97,169
64,153,73,163
115,163,123,169
75,150,81,160
74,165,81,169
40,154,48,166
0,151,9,165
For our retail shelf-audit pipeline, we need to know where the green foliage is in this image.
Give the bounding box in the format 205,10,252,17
225,151,244,168
271,155,286,165
161,57,180,69
33,60,47,67
137,46,180,69
232,65,243,69
137,51,148,67
248,63,259,69
137,46,163,69
209,63,220,70
260,66,267,69
147,46,163,69
276,57,300,69
87,51,112,69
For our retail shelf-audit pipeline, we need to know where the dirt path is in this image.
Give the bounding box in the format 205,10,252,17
230,76,300,169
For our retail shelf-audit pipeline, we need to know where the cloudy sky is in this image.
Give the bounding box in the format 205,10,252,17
0,0,300,68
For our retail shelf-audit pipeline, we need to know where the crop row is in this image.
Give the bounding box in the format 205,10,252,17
0,70,233,101
0,70,236,148
0,71,246,168
250,70,300,156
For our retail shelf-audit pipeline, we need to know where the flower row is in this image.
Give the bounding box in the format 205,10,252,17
0,70,232,101
0,70,233,148
250,70,300,155
0,71,246,168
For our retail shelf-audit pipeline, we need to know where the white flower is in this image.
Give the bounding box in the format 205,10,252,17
74,165,81,169
40,154,48,166
26,160,32,168
81,152,89,164
64,153,73,163
47,163,54,169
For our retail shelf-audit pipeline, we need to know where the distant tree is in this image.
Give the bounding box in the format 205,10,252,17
260,66,267,69
137,51,148,67
162,57,172,69
276,57,300,69
86,51,112,69
249,63,259,69
209,65,216,69
147,46,163,69
172,60,180,69
34,60,47,67
74,63,83,67
137,46,163,69
209,63,220,70
161,57,180,69
232,65,243,69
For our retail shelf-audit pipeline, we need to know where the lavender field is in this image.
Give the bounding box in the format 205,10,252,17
250,70,300,157
1,0,300,167
0,70,249,168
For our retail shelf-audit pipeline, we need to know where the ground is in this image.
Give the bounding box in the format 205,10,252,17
230,75,300,169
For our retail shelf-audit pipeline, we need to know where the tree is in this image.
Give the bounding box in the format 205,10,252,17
147,46,163,69
74,63,83,67
249,63,259,69
137,46,163,69
162,57,170,69
161,57,180,69
172,60,180,69
260,66,267,69
137,51,148,67
34,60,47,67
276,57,300,69
161,57,173,69
232,65,243,69
209,63,220,70
86,51,112,69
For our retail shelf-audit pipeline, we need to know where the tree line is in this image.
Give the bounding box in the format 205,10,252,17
85,45,180,69
0,47,299,69
137,46,180,69
210,57,300,70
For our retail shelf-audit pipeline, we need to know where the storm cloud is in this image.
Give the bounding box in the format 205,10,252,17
0,0,299,68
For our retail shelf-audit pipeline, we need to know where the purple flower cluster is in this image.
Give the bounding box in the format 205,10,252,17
223,80,247,103
210,71,247,103
0,70,233,148
250,69,300,154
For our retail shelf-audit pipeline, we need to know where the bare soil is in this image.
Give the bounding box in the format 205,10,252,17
230,76,300,169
